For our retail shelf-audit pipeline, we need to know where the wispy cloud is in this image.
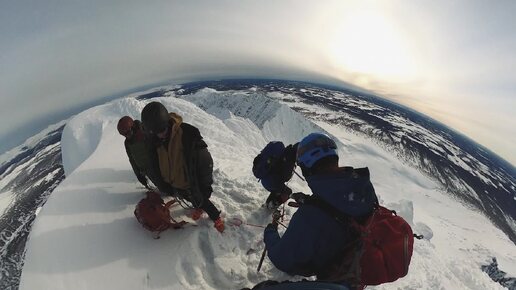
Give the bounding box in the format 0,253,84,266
1,1,514,164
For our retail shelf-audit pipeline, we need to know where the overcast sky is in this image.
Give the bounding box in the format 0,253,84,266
1,0,515,164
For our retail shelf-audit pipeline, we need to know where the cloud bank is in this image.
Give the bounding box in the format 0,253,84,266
1,1,514,164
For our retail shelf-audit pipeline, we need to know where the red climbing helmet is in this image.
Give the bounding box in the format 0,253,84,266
117,116,134,136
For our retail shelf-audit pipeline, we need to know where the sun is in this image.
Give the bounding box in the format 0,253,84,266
328,9,417,81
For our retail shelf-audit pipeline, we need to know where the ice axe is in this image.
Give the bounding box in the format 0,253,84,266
257,209,282,272
257,247,267,272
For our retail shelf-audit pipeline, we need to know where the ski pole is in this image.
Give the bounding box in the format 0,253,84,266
257,247,267,272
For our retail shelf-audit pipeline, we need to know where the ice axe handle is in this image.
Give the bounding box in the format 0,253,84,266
257,248,267,272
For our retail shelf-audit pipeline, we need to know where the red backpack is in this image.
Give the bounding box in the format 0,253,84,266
352,206,414,287
304,196,418,289
134,191,187,237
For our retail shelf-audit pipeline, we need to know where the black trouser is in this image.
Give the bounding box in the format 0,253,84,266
155,145,220,220
196,147,214,188
200,198,220,221
195,148,220,221
174,187,220,221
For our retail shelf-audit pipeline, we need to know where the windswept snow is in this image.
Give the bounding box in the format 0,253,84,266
20,92,515,290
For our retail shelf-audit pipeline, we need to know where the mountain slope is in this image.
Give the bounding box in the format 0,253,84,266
169,80,516,244
0,122,66,289
20,92,514,289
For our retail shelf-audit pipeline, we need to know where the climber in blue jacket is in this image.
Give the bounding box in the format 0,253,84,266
263,133,378,280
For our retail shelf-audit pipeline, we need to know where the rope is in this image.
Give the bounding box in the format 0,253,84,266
229,217,288,229
293,169,305,181
281,203,286,222
175,195,196,210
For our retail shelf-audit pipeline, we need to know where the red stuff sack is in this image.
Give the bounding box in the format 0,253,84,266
134,191,186,236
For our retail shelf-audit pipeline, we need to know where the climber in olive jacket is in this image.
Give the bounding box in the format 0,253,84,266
117,116,163,189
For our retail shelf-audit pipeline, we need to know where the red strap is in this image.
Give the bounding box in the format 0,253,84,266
164,199,177,209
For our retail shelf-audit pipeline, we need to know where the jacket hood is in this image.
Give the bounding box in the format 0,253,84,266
169,112,183,126
306,168,376,217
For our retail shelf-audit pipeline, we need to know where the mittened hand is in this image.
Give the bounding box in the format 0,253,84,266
265,193,281,209
265,223,278,231
291,192,309,203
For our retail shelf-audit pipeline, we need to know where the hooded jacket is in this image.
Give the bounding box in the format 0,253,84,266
264,167,378,278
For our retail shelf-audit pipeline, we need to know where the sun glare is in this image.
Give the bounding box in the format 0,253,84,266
329,9,417,81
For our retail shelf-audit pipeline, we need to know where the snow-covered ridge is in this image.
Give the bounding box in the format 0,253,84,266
168,80,516,245
20,87,515,290
181,88,319,144
265,86,516,243
61,97,150,175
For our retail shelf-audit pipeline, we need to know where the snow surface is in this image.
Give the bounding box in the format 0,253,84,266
20,92,515,290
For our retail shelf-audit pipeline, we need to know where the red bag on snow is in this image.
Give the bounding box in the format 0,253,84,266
134,191,186,236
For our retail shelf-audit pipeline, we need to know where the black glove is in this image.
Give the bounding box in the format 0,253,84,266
291,192,309,204
265,186,292,209
265,222,278,231
265,193,282,209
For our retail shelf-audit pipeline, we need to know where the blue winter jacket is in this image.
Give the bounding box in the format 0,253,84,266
264,167,377,277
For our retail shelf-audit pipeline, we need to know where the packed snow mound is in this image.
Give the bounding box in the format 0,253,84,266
21,92,514,290
61,98,147,175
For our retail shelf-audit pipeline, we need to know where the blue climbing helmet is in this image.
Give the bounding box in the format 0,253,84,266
296,133,337,168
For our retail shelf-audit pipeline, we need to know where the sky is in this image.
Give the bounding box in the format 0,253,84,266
1,0,515,164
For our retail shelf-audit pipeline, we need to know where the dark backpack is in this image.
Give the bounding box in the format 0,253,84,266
306,195,415,289
252,142,297,185
253,142,286,179
134,191,186,237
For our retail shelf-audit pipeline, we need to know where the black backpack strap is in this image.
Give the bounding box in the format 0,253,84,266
304,195,355,227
